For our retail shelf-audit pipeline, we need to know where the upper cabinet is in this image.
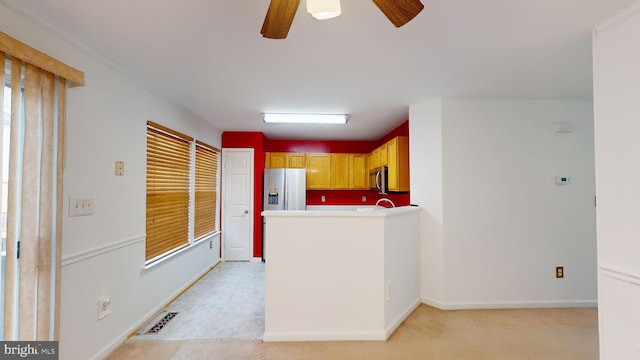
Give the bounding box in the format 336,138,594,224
386,136,410,192
370,147,380,170
265,152,370,190
306,154,332,189
265,152,306,168
330,153,369,190
366,136,410,192
349,154,368,189
265,152,287,168
379,142,388,166
264,139,407,191
330,153,351,189
288,153,306,168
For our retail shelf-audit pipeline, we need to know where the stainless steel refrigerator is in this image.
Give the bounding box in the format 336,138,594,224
262,168,306,260
263,168,306,211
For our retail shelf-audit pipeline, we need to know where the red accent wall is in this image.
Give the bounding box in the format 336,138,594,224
264,120,408,153
266,139,378,153
221,132,266,259
221,120,410,258
307,190,410,207
380,120,409,143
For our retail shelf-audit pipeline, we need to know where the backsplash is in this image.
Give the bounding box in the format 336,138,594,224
306,190,410,207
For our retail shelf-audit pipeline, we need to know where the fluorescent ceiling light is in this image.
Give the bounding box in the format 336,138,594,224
307,0,341,20
263,113,348,124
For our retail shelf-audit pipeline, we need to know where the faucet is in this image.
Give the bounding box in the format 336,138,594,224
375,198,395,208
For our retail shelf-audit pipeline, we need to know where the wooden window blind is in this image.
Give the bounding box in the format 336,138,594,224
146,121,193,261
194,140,219,239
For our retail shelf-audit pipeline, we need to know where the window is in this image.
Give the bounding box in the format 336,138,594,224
145,121,219,263
194,141,219,239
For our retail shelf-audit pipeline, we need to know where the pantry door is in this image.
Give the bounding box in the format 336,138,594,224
221,148,254,261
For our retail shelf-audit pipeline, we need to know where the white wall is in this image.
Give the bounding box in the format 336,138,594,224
408,99,445,306
593,3,640,358
263,208,420,341
383,210,421,337
410,98,597,308
1,5,222,360
264,214,386,341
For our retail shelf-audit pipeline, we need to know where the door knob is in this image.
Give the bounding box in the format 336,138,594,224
244,210,249,214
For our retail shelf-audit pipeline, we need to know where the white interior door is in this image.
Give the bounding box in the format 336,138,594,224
222,148,254,261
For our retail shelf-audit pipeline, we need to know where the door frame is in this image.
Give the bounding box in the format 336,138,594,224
221,148,255,261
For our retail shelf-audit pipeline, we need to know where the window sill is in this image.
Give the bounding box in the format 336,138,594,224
141,231,220,274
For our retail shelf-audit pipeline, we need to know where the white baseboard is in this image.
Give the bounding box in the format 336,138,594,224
264,299,421,342
421,296,448,310
384,298,421,339
421,297,597,310
263,330,387,342
91,260,221,360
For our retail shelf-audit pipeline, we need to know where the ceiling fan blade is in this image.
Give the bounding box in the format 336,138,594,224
371,0,424,28
261,0,301,39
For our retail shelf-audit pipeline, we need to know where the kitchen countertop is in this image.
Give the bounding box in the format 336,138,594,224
262,205,420,217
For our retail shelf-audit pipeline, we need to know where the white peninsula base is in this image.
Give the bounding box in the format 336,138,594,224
262,206,421,342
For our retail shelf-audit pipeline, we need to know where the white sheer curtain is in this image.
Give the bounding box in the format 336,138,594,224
1,32,83,341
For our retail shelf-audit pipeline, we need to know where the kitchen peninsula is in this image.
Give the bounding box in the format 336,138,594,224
262,206,421,342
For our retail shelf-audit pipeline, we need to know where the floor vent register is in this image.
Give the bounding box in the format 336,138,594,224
145,312,179,334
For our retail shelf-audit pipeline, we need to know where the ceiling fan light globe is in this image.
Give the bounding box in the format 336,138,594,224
311,11,341,20
307,0,341,20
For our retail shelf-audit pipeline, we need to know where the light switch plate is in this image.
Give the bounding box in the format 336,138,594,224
69,197,95,216
115,161,125,176
98,298,111,320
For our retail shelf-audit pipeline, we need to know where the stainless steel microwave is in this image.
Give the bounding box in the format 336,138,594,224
370,166,388,194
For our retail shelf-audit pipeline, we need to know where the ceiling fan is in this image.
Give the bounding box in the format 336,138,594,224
261,0,425,39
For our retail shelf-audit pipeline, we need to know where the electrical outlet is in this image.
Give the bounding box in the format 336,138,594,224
386,281,393,300
362,196,367,202
556,266,564,278
98,298,111,320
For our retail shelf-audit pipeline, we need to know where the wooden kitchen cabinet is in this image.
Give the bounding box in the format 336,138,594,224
306,154,331,189
288,153,306,168
266,151,369,190
332,153,368,190
370,147,380,170
349,154,368,189
386,136,410,192
265,152,287,168
379,142,388,166
330,154,350,189
369,142,388,170
265,152,306,168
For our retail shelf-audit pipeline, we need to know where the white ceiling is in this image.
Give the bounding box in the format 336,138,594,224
2,0,635,140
